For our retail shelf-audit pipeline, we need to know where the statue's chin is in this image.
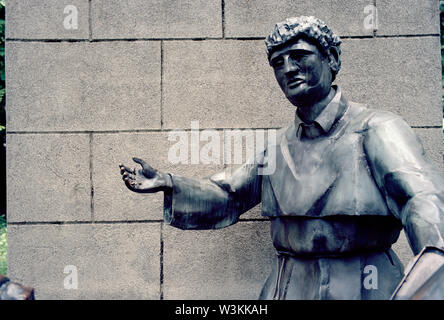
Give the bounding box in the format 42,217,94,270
288,83,332,108
286,92,315,108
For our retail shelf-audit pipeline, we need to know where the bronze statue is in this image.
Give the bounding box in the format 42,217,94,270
119,16,444,299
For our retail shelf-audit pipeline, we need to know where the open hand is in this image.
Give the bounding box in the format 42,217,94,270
119,157,171,193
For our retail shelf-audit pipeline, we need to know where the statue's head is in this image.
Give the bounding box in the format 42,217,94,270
265,16,342,107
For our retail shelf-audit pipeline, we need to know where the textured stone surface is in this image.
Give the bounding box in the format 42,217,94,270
392,231,414,268
6,41,161,131
163,37,441,129
414,128,443,168
92,132,224,221
225,0,376,38
7,134,91,222
91,0,222,39
377,0,440,36
6,0,89,39
163,221,274,299
163,40,296,129
338,37,442,126
7,223,161,299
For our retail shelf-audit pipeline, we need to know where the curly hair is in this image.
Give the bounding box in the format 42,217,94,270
265,16,342,76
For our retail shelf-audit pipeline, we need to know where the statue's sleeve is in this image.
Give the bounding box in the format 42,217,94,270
364,112,444,255
162,155,263,230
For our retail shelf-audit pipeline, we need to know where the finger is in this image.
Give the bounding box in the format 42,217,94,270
124,178,135,190
133,157,156,177
120,165,134,174
133,157,149,169
122,172,137,181
121,168,135,176
123,175,138,189
123,173,134,181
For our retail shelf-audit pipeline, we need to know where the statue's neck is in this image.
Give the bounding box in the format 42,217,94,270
296,87,336,124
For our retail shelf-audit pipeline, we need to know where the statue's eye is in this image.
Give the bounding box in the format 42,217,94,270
289,52,305,61
271,58,284,68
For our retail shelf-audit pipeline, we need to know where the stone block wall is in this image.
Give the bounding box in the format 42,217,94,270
5,0,442,299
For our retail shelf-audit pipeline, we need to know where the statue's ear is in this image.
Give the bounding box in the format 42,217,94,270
327,47,340,74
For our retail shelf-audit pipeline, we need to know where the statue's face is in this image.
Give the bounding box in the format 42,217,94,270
269,38,333,107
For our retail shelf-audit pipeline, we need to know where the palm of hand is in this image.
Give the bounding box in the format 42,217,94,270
119,157,165,193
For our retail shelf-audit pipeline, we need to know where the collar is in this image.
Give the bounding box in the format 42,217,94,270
293,85,344,139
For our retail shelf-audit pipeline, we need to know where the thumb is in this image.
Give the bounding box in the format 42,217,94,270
133,157,156,178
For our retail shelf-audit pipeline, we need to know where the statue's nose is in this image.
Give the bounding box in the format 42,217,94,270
283,57,300,74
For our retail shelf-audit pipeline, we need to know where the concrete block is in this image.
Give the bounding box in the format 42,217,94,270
163,38,441,129
6,134,91,222
163,40,292,129
377,0,440,36
7,223,161,299
238,204,263,220
225,0,376,38
338,37,442,126
92,132,224,221
163,221,274,299
6,41,161,131
91,0,222,39
392,230,414,268
414,128,443,168
6,0,89,39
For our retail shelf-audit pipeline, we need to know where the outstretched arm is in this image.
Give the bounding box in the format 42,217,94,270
120,156,263,230
164,160,262,230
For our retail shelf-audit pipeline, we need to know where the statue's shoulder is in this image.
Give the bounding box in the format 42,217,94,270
346,101,406,131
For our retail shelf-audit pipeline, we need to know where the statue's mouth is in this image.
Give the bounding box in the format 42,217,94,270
287,79,304,88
